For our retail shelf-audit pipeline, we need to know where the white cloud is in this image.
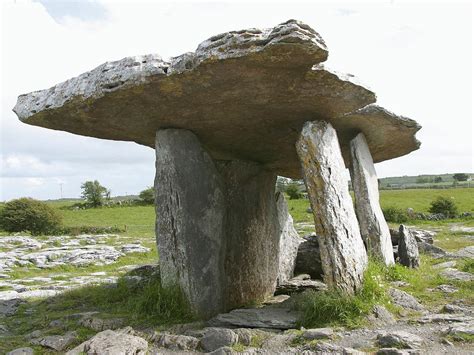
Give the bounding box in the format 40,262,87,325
1,0,472,201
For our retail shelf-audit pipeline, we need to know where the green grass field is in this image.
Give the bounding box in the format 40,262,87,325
287,187,474,225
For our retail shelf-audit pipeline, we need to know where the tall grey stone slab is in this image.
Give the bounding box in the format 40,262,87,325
275,192,302,284
216,161,280,309
349,133,394,265
398,225,420,268
155,129,226,318
296,121,368,294
155,129,281,316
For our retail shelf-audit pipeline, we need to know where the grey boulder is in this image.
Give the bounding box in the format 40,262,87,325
398,225,420,268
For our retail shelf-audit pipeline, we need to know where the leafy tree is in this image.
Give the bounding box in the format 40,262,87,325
81,180,109,207
429,196,458,218
0,198,62,235
286,183,302,200
434,176,443,183
139,187,155,204
453,173,469,182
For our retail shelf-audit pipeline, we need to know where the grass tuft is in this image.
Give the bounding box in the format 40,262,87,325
294,260,391,328
48,272,196,326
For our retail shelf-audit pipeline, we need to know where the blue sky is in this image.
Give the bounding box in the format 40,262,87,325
1,0,472,201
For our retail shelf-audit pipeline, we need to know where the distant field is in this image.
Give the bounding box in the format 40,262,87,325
379,188,474,213
287,187,474,225
34,188,473,236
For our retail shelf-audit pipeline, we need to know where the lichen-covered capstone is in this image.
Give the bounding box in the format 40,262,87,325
296,121,368,293
349,133,394,265
13,20,420,179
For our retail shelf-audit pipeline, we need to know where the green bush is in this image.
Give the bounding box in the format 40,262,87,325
286,183,302,200
139,187,155,204
428,196,458,218
382,206,408,223
0,198,62,235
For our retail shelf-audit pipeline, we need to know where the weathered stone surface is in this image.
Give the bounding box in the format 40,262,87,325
294,233,323,280
435,284,458,293
276,192,302,284
410,229,435,244
78,315,125,331
155,129,280,315
275,276,327,295
418,313,473,324
67,328,148,355
377,331,423,349
443,322,474,338
296,120,368,293
0,298,24,317
369,305,396,325
440,268,474,282
453,245,474,259
301,327,334,340
388,288,424,311
200,328,238,352
33,331,77,351
216,160,280,309
433,261,456,269
208,306,300,329
6,348,34,355
398,225,420,268
417,242,447,258
155,333,200,351
14,20,420,179
349,132,394,265
155,129,226,317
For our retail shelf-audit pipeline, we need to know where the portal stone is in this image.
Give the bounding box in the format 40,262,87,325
155,129,280,316
155,129,226,318
349,133,394,265
216,160,280,309
296,121,368,294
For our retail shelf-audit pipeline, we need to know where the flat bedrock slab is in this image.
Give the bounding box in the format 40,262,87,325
296,120,368,294
208,306,301,330
349,132,394,265
14,20,420,179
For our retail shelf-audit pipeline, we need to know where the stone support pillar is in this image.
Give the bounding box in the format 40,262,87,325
155,129,280,317
155,129,226,318
296,121,368,294
349,133,395,265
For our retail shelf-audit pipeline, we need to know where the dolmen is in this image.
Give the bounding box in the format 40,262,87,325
13,19,421,318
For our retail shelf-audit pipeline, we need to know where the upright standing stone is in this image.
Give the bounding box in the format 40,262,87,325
155,129,226,317
349,133,394,265
275,192,302,284
216,160,280,309
296,121,368,294
398,225,420,268
155,129,281,316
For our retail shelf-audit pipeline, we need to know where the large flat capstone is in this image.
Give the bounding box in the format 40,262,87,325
13,20,420,178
